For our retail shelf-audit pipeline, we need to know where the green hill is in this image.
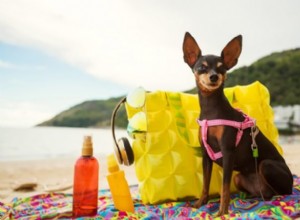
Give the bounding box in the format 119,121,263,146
38,48,300,128
38,97,127,128
226,48,300,105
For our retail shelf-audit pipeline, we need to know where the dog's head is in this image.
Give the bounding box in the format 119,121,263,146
183,32,242,94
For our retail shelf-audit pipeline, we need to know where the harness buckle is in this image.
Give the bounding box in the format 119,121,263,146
251,125,259,158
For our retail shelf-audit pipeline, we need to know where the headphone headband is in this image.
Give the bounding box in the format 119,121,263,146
111,97,134,166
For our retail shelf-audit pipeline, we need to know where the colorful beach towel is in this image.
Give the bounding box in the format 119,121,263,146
1,175,300,219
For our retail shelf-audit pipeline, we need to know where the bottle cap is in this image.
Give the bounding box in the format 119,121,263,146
82,136,93,156
107,154,120,173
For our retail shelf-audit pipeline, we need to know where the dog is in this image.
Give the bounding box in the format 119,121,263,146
182,32,293,216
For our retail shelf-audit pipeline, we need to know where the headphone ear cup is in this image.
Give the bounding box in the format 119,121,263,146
117,137,134,166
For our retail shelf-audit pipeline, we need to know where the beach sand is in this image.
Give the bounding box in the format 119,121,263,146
0,141,299,204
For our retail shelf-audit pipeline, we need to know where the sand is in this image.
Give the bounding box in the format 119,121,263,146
0,155,138,203
0,141,299,204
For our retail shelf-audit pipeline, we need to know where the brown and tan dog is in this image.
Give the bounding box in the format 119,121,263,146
182,32,293,216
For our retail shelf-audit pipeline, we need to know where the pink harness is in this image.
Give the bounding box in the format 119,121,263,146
197,114,256,161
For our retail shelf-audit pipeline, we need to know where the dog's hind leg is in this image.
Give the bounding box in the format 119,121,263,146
234,160,293,199
234,172,274,198
259,159,293,196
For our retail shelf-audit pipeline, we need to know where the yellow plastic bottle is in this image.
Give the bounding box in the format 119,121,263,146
106,154,134,212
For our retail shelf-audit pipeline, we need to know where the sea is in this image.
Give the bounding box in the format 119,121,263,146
0,126,128,161
0,126,297,162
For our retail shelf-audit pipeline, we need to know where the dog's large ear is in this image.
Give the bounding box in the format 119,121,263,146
221,35,242,70
183,32,202,68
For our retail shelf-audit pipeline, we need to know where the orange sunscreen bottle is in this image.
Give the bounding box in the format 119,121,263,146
73,136,99,218
106,154,134,212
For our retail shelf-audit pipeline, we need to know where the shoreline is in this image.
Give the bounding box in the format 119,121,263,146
0,142,299,204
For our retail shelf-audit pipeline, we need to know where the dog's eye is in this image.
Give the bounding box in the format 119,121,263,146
217,66,227,74
197,65,208,73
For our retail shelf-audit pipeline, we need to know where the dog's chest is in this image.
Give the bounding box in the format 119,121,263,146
206,125,224,151
208,126,224,141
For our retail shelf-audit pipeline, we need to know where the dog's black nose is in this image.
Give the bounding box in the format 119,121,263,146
210,74,219,83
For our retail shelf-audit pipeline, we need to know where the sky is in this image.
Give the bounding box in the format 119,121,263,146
0,0,300,127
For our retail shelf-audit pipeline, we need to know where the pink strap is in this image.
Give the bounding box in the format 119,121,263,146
197,114,256,161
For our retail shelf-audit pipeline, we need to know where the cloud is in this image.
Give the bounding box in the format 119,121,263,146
0,0,299,92
0,59,46,71
0,1,224,91
0,100,54,127
0,59,16,68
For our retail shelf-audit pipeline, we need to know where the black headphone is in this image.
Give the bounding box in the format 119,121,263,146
111,97,134,166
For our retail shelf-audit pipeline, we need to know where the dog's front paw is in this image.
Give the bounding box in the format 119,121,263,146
216,209,228,217
193,195,208,208
216,206,229,217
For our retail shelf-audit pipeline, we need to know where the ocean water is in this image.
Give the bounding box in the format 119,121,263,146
0,126,128,161
0,126,297,162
